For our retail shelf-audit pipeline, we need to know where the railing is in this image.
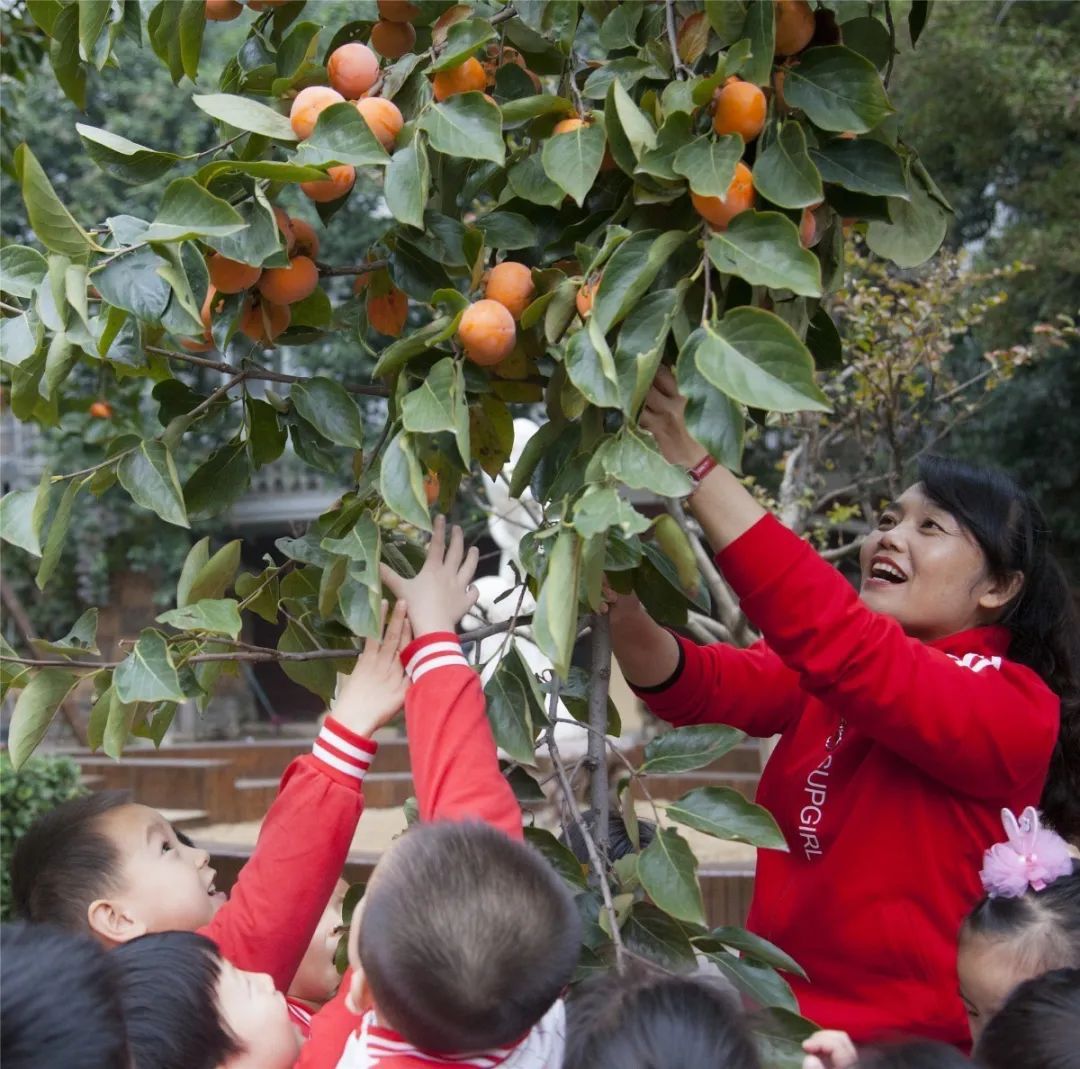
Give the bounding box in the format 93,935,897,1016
0,415,45,493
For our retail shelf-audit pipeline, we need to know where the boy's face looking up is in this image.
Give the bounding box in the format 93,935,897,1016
289,878,348,1007
89,804,226,942
216,959,300,1069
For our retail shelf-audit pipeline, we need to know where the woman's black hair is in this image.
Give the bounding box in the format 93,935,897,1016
918,455,1080,842
973,967,1080,1069
856,1039,972,1068
962,861,1080,973
1,922,130,1069
112,930,242,1069
564,960,761,1069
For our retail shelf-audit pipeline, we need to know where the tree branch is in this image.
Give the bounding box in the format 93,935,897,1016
819,536,866,562
665,0,690,79
588,613,613,862
315,260,388,277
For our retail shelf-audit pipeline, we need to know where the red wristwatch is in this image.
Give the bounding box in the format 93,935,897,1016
687,454,718,490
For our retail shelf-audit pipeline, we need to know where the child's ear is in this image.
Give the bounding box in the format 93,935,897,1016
87,898,147,945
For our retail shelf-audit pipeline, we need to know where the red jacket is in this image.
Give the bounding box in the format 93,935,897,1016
635,515,1058,1046
198,718,376,993
299,633,525,1068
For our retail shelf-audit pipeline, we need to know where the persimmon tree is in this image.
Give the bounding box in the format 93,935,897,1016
0,1,948,1055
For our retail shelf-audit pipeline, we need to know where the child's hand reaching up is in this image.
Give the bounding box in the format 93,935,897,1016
379,515,479,637
330,599,411,739
802,1030,858,1069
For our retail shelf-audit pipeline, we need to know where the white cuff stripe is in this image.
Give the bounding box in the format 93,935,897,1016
312,742,367,780
412,655,469,681
317,726,375,763
405,641,462,676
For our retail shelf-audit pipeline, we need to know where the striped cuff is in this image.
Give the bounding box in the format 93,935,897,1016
311,718,378,782
400,632,469,682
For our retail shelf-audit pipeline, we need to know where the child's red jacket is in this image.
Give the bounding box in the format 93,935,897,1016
198,717,377,993
634,514,1058,1046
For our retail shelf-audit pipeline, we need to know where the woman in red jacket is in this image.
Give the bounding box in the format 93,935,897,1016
608,367,1080,1048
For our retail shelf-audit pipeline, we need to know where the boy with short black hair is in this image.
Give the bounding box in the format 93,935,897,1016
303,516,580,1068
11,599,411,994
1,921,130,1069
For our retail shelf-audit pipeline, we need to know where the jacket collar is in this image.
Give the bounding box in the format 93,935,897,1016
927,625,1011,658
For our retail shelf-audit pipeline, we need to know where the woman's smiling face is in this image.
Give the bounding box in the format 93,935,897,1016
858,484,1021,641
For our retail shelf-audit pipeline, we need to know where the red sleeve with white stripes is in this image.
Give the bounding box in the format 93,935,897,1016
198,720,375,991
401,632,523,842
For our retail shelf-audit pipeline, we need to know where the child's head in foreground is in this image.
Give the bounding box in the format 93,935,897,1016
11,789,225,943
114,929,301,1069
350,819,582,1052
563,960,761,1069
1,921,131,1069
974,968,1080,1069
958,807,1079,1041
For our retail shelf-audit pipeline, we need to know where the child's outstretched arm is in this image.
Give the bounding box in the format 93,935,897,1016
199,601,410,992
381,516,523,841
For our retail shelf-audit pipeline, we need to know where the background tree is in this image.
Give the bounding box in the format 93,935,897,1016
0,1,968,1056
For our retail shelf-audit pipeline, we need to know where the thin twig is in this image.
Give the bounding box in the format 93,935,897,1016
664,0,690,80
362,414,394,476
191,132,245,160
700,238,712,325
588,613,613,862
883,1,897,87
545,683,626,968
183,370,247,423
0,300,24,315
819,536,867,562
316,260,388,277
490,3,516,25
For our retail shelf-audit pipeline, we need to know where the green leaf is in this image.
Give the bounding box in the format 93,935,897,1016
385,139,430,230
196,159,327,187
141,178,246,243
622,901,699,971
294,101,390,168
810,137,907,198
706,212,822,297
506,153,566,207
114,629,186,704
671,134,742,198
783,46,894,134
278,619,345,700
118,442,189,528
531,527,582,678
321,513,381,585
0,486,46,556
705,926,808,979
637,826,705,926
42,333,79,399
499,94,574,126
431,18,496,70
636,112,695,182
0,245,49,298
592,230,688,335
418,93,505,164
598,0,643,49
93,248,171,321
615,286,682,416
523,827,587,890
14,144,99,257
469,395,514,478
235,566,280,625
610,78,657,157
290,377,365,449
684,311,829,413
474,212,538,251
641,724,748,774
572,486,651,540
484,643,545,765
866,179,949,268
909,0,932,45
75,124,182,185
157,598,243,639
583,57,653,100
7,669,81,769
46,3,87,109
380,432,433,532
178,0,205,82
0,312,43,367
589,427,692,497
246,396,287,468
193,93,298,141
701,949,798,1011
748,1007,820,1069
740,0,775,85
371,314,456,377
338,571,381,639
77,1,110,67
667,786,788,849
839,16,894,70
677,347,746,471
205,186,289,268
541,120,605,207
565,320,621,410
752,122,824,209
36,477,84,589
184,442,252,520
401,357,470,466
33,608,100,658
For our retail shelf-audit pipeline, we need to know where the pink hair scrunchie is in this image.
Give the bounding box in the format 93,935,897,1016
979,806,1073,899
